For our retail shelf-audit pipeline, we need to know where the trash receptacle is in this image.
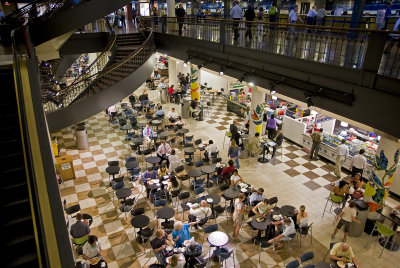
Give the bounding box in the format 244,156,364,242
161,88,168,104
76,125,89,150
181,98,191,119
349,200,369,237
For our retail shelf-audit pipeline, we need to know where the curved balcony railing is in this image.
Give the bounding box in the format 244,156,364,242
141,16,400,79
43,30,154,113
5,0,64,24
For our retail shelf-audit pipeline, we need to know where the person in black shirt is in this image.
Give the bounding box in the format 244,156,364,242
267,128,284,158
190,98,198,110
176,3,186,35
151,229,170,266
244,4,256,39
70,213,90,238
230,120,241,148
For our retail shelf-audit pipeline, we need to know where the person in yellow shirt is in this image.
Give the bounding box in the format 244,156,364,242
329,242,359,268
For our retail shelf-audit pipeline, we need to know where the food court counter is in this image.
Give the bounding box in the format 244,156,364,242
302,134,373,178
227,99,246,117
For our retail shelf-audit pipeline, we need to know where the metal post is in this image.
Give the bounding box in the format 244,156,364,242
350,0,366,29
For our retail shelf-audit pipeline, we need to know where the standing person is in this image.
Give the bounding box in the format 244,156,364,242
269,128,283,158
350,149,367,178
266,114,277,139
332,201,360,242
257,7,264,37
383,2,392,30
228,140,241,168
233,193,247,241
150,229,170,266
289,5,303,24
176,3,186,35
157,140,172,166
168,149,181,171
132,8,137,24
317,5,327,26
306,6,317,25
168,85,175,103
244,4,256,40
120,8,126,27
310,128,323,160
230,119,241,148
269,1,277,24
160,7,167,29
230,0,243,40
334,139,349,178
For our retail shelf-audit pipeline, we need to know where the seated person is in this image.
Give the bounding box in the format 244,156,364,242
220,159,236,182
190,98,199,116
188,200,212,230
168,108,179,123
168,149,182,172
296,205,309,229
142,123,154,143
155,106,165,117
172,221,200,247
251,198,272,218
249,188,265,206
204,140,218,162
167,175,181,200
333,180,349,199
268,217,295,249
157,140,172,166
249,132,263,156
128,93,136,105
151,229,170,266
174,116,185,126
230,169,244,188
158,164,169,189
107,104,117,121
167,254,186,268
267,128,284,158
142,167,158,197
139,90,149,103
349,173,363,189
82,235,103,265
329,242,359,268
70,213,90,238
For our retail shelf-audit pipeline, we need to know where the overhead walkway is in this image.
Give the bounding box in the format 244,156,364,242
141,17,400,138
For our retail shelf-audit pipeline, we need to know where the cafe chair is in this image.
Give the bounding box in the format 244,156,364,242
369,221,397,258
178,192,191,219
184,156,194,167
71,234,88,255
212,157,222,164
108,161,119,167
195,160,205,168
63,199,80,219
209,205,224,223
213,247,236,268
300,251,314,265
194,186,205,201
322,192,343,219
131,207,145,216
323,242,336,262
297,222,313,248
302,264,315,268
170,189,181,207
286,259,300,268
268,196,278,207
202,224,218,245
192,178,205,191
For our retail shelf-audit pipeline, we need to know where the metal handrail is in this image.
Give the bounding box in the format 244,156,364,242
6,0,63,22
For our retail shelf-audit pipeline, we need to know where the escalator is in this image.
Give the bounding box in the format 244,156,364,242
0,67,40,267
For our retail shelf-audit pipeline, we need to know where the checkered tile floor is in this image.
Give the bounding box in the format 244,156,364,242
53,86,399,268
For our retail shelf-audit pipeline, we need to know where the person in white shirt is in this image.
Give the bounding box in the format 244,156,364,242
335,139,349,178
317,5,328,25
230,169,243,187
230,0,243,40
83,235,103,265
350,149,367,178
268,217,295,249
168,108,179,123
306,6,317,25
142,123,154,145
204,140,218,162
288,5,303,24
157,139,172,166
332,201,360,242
108,104,117,121
188,200,212,230
168,149,182,171
249,188,265,206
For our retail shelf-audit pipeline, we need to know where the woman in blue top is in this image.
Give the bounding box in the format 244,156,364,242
267,114,277,139
172,221,199,247
228,140,241,169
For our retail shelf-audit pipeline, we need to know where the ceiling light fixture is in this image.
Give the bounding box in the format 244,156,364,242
249,82,254,86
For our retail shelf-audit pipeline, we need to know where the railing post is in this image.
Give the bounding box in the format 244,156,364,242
220,20,226,44
363,31,387,74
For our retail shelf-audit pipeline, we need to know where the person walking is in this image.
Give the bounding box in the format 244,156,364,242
257,7,264,37
244,4,256,40
120,8,126,28
332,201,360,242
228,140,241,168
229,119,241,148
334,139,349,178
176,3,186,35
350,149,367,178
310,128,323,160
230,0,243,40
233,193,247,241
317,5,327,26
266,114,276,139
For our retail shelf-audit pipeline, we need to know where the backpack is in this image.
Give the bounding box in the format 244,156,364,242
269,6,276,15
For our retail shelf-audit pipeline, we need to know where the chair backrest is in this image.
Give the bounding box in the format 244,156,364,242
126,157,136,163
143,149,152,155
286,259,300,268
212,157,221,164
210,152,218,158
175,165,185,173
299,222,313,236
302,264,315,268
171,189,181,197
184,143,194,148
71,235,88,246
288,233,296,240
108,161,119,167
194,186,204,195
194,160,204,167
330,192,343,203
194,139,202,145
154,199,167,207
178,191,190,200
219,250,234,261
154,190,165,198
376,221,396,236
301,251,314,263
268,196,278,206
219,184,230,191
204,224,218,234
65,204,80,215
111,181,124,190
185,135,193,141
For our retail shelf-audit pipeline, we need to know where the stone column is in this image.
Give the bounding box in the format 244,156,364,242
168,57,177,87
223,0,231,19
249,86,265,137
127,3,133,20
167,0,175,17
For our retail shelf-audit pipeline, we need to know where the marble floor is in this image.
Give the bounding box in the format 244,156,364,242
53,86,400,267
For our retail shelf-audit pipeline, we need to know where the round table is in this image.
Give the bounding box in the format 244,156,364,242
177,128,190,144
122,124,132,140
115,188,132,211
202,165,216,188
126,161,139,169
251,214,273,247
106,166,120,181
146,156,161,166
280,205,296,217
207,231,229,247
188,168,202,178
156,207,175,223
315,263,331,268
258,142,270,163
205,194,221,218
159,131,171,139
184,147,196,154
152,120,162,130
136,122,146,128
223,188,240,199
131,215,150,230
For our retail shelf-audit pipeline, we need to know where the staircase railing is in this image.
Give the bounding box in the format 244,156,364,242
5,0,64,24
44,30,155,113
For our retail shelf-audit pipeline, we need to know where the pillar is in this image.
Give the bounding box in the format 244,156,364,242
167,0,175,17
190,64,200,101
350,0,366,28
249,86,265,137
168,57,177,87
127,3,133,21
223,0,231,19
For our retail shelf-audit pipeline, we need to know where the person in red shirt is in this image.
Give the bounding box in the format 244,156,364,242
221,159,236,183
168,85,175,103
